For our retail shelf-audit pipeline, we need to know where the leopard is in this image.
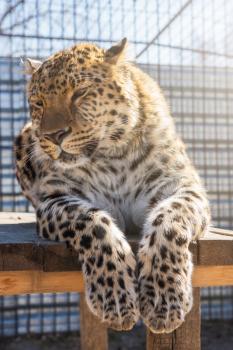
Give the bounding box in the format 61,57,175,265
14,38,210,333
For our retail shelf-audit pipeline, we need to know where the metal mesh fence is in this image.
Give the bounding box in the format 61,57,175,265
0,0,232,336
0,293,79,336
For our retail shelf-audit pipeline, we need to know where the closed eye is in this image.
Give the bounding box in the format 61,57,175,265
36,100,43,107
71,88,88,103
29,99,44,109
30,100,43,108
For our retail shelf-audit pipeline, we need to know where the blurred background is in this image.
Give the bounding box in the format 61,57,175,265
0,0,232,349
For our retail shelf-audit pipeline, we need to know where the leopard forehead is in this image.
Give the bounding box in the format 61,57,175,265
28,43,108,97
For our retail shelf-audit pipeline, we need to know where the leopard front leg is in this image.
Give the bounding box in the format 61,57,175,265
15,124,139,330
37,197,139,331
138,187,210,333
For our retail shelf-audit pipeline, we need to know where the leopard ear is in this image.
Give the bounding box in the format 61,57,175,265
21,58,42,75
105,38,128,64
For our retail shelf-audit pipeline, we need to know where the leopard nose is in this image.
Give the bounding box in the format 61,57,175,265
44,127,71,145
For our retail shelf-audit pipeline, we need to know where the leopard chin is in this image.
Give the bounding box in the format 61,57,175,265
55,150,89,168
57,150,79,162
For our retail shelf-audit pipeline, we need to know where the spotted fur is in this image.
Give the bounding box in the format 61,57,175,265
15,39,210,333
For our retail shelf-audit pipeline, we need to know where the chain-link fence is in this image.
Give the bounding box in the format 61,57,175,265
0,0,232,336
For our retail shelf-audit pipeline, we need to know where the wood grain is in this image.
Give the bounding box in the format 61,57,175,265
0,270,84,295
80,293,108,350
192,265,233,287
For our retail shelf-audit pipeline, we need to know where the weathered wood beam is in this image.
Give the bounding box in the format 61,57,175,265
0,213,232,271
80,293,108,350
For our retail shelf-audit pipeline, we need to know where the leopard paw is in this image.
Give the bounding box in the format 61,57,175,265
138,247,193,333
139,286,192,333
83,240,139,331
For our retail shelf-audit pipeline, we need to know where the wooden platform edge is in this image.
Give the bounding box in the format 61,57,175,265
0,265,232,296
0,213,233,269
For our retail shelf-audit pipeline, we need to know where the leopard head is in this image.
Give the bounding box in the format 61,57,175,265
24,39,139,165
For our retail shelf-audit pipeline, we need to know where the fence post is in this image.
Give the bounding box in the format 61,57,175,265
79,293,108,350
146,287,201,350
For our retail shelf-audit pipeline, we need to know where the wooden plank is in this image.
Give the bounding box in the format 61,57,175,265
79,293,108,350
0,213,233,271
198,232,233,266
210,227,233,237
192,265,233,287
0,213,82,272
146,288,200,350
0,270,84,295
0,265,232,296
173,288,200,350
